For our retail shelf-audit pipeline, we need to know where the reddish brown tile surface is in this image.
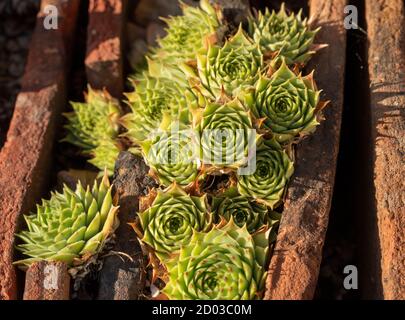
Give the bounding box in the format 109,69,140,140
366,0,405,300
23,261,70,300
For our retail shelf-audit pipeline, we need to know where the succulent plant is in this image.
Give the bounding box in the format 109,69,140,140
243,60,322,143
63,87,121,173
193,99,257,172
15,171,119,267
121,64,197,143
237,138,294,209
247,4,321,65
137,184,212,260
163,220,269,300
212,187,271,233
140,117,200,187
183,26,263,99
152,0,223,65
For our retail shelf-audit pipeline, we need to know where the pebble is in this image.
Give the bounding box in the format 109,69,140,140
11,0,40,16
0,0,40,17
9,52,23,64
4,18,27,37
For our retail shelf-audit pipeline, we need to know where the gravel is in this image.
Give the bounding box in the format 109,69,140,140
0,0,39,147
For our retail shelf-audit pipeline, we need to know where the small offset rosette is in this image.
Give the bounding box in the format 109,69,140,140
63,87,122,175
152,0,223,64
237,138,294,209
212,187,271,234
140,117,200,188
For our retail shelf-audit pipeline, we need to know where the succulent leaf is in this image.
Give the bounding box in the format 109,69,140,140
15,171,119,267
237,138,294,209
243,60,321,143
137,184,212,260
247,4,320,65
140,120,200,187
163,220,269,300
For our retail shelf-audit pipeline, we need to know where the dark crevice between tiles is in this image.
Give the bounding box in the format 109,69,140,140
315,0,379,299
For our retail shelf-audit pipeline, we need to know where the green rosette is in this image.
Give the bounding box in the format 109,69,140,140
194,99,258,172
237,138,294,209
89,140,121,176
121,73,191,143
137,184,212,260
243,60,321,143
184,26,263,99
152,0,223,65
15,171,119,267
247,3,320,65
212,187,269,233
140,117,199,187
163,220,269,300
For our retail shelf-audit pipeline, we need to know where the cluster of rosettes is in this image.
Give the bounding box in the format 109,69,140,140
129,1,327,301
61,1,327,300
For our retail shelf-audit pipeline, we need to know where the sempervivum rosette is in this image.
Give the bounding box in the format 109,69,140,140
163,220,269,300
184,26,263,99
212,187,270,233
193,99,258,172
140,118,199,187
15,171,119,267
121,73,192,143
237,138,294,209
247,4,321,65
137,184,212,260
243,60,323,143
63,87,122,174
153,0,223,65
